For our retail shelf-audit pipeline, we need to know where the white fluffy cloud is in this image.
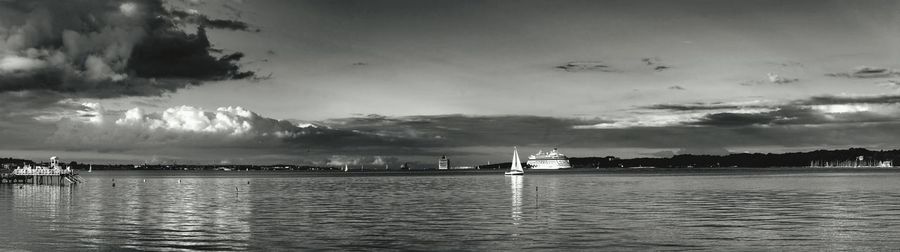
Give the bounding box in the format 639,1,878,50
50,104,311,150
0,55,48,73
325,155,398,167
115,106,259,136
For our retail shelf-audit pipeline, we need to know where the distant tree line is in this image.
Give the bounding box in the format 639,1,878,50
478,148,900,169
570,148,900,168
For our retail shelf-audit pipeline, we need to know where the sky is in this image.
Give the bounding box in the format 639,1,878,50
2,0,900,166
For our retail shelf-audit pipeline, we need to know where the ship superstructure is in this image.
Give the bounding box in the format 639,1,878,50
526,148,572,169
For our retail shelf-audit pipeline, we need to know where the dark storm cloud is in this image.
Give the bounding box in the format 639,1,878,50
0,91,80,148
826,66,900,78
127,26,253,80
641,94,900,128
686,106,882,127
794,94,900,106
0,0,254,99
643,102,751,111
170,10,253,31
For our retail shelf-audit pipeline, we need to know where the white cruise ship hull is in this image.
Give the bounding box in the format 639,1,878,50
526,159,572,169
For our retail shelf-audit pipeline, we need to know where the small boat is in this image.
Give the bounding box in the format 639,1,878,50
505,147,525,176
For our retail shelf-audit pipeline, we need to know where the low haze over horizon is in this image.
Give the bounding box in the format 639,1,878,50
3,0,900,165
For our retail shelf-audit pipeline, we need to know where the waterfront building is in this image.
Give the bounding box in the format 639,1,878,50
438,156,450,170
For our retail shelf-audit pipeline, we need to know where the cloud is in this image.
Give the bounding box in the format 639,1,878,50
668,85,685,90
767,73,798,84
50,104,308,151
794,94,900,106
676,147,730,156
573,113,704,129
19,99,900,162
591,94,900,130
47,104,443,157
826,66,900,78
641,57,672,72
643,102,757,111
325,155,400,167
646,95,900,128
0,55,47,72
170,9,254,31
557,58,674,73
555,61,617,72
645,150,675,158
0,0,255,99
741,73,799,85
877,80,900,90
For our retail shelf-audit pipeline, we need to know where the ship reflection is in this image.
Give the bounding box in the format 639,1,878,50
509,175,523,228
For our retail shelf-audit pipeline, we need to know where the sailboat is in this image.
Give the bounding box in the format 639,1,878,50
343,164,349,172
505,147,524,176
88,164,92,173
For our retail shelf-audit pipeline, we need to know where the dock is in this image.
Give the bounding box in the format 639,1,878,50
1,169,84,185
0,156,84,185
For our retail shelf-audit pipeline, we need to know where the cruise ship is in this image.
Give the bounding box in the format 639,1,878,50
526,148,572,169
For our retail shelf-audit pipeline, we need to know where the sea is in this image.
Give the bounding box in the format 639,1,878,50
2,169,900,251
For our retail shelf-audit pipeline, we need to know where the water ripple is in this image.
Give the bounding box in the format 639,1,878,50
3,171,900,250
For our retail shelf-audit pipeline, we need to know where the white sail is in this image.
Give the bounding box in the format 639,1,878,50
511,148,523,172
505,146,525,175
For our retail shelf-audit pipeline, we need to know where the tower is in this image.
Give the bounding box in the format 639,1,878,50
438,156,450,170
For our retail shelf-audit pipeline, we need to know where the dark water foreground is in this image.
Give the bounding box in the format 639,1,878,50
2,169,900,251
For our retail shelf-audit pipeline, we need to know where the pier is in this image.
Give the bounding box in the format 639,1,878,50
0,157,84,185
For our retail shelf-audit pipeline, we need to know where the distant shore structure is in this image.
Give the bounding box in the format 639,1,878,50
438,156,450,170
527,148,572,169
809,156,894,168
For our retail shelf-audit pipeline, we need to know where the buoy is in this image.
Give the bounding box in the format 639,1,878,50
247,181,250,184
178,179,181,184
235,186,239,192
112,183,116,187
142,179,146,183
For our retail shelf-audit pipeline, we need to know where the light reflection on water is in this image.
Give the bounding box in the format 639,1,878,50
2,171,900,251
509,175,522,229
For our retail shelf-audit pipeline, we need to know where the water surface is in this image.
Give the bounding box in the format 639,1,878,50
2,170,900,251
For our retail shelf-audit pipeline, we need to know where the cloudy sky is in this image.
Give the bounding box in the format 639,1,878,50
3,0,900,166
